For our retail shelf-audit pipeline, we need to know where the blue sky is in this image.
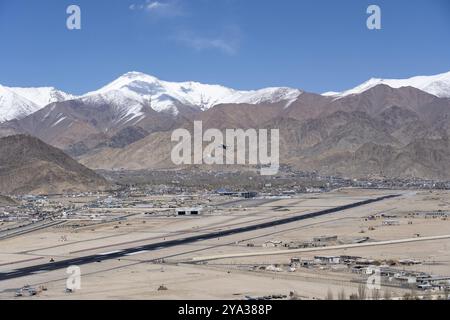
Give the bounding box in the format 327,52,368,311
0,0,449,95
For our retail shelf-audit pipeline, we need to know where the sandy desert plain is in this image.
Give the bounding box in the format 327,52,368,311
0,188,449,300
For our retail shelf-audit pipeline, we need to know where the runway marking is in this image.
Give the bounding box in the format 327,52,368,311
31,270,48,274
1,269,16,274
125,250,149,256
98,250,123,256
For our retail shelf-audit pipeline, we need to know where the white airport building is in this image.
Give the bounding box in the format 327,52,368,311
176,207,203,216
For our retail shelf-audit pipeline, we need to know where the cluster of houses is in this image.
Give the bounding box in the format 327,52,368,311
287,255,450,291
1,195,59,223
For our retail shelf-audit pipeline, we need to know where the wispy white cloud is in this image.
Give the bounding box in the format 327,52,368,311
130,2,242,55
129,0,184,17
173,27,242,55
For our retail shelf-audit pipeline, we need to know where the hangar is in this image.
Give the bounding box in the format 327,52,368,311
176,207,203,216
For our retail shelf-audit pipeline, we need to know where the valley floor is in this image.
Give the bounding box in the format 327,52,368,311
0,189,449,300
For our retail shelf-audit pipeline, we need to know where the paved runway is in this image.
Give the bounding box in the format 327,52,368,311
0,194,399,281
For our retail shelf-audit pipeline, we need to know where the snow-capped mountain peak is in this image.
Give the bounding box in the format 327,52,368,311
90,71,161,94
324,71,450,98
0,85,75,122
10,86,76,108
82,71,303,116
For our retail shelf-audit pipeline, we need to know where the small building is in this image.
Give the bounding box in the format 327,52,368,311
291,257,314,268
382,219,400,226
290,257,301,264
240,191,258,199
263,240,283,248
418,276,450,287
313,235,338,243
216,189,257,198
379,267,399,277
351,265,367,274
398,259,421,266
216,188,234,196
176,207,203,216
340,255,362,264
265,265,283,272
314,256,341,265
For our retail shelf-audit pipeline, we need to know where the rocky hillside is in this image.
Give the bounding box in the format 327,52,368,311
0,135,109,194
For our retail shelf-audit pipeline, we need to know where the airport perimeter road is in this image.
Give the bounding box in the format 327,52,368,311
0,220,64,241
0,194,399,281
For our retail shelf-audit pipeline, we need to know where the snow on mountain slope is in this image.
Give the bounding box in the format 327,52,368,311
81,90,148,123
223,87,302,107
11,87,76,108
0,85,75,122
82,72,302,116
6,70,449,125
0,85,38,122
324,71,450,99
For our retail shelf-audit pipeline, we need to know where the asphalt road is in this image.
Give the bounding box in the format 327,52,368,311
0,194,399,281
0,220,64,241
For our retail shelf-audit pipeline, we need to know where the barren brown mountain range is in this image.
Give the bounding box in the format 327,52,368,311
77,85,450,180
1,77,450,180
